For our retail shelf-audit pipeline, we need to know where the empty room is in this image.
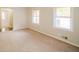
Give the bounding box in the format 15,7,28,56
0,7,79,52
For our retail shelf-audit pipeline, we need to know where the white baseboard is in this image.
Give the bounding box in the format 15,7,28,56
13,26,28,31
29,28,79,48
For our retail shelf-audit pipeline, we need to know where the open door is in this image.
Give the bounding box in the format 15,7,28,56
0,8,13,32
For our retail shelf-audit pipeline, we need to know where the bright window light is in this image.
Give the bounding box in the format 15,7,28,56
53,8,72,31
32,10,40,24
2,12,5,20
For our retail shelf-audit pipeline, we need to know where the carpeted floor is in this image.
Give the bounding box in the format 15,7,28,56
0,29,79,52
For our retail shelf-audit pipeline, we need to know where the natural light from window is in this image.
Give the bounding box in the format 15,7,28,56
32,10,40,24
53,7,72,31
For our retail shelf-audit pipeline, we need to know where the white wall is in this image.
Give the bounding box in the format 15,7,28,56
13,7,28,30
27,7,79,46
10,7,79,46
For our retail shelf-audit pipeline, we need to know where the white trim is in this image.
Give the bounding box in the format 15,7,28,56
13,26,28,31
32,10,40,24
29,28,79,48
53,7,73,32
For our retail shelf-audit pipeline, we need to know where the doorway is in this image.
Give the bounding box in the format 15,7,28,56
0,8,13,32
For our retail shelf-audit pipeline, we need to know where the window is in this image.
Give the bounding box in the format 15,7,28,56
0,8,13,32
53,8,72,31
32,10,40,24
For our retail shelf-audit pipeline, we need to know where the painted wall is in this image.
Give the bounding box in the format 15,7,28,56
27,7,79,46
13,7,28,30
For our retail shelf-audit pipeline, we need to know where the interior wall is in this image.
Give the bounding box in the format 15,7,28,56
13,7,28,30
27,7,79,46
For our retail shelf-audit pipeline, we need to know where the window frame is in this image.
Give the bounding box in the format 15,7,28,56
53,7,73,32
32,10,40,24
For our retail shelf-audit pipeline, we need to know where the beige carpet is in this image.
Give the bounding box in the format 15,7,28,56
0,29,79,52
